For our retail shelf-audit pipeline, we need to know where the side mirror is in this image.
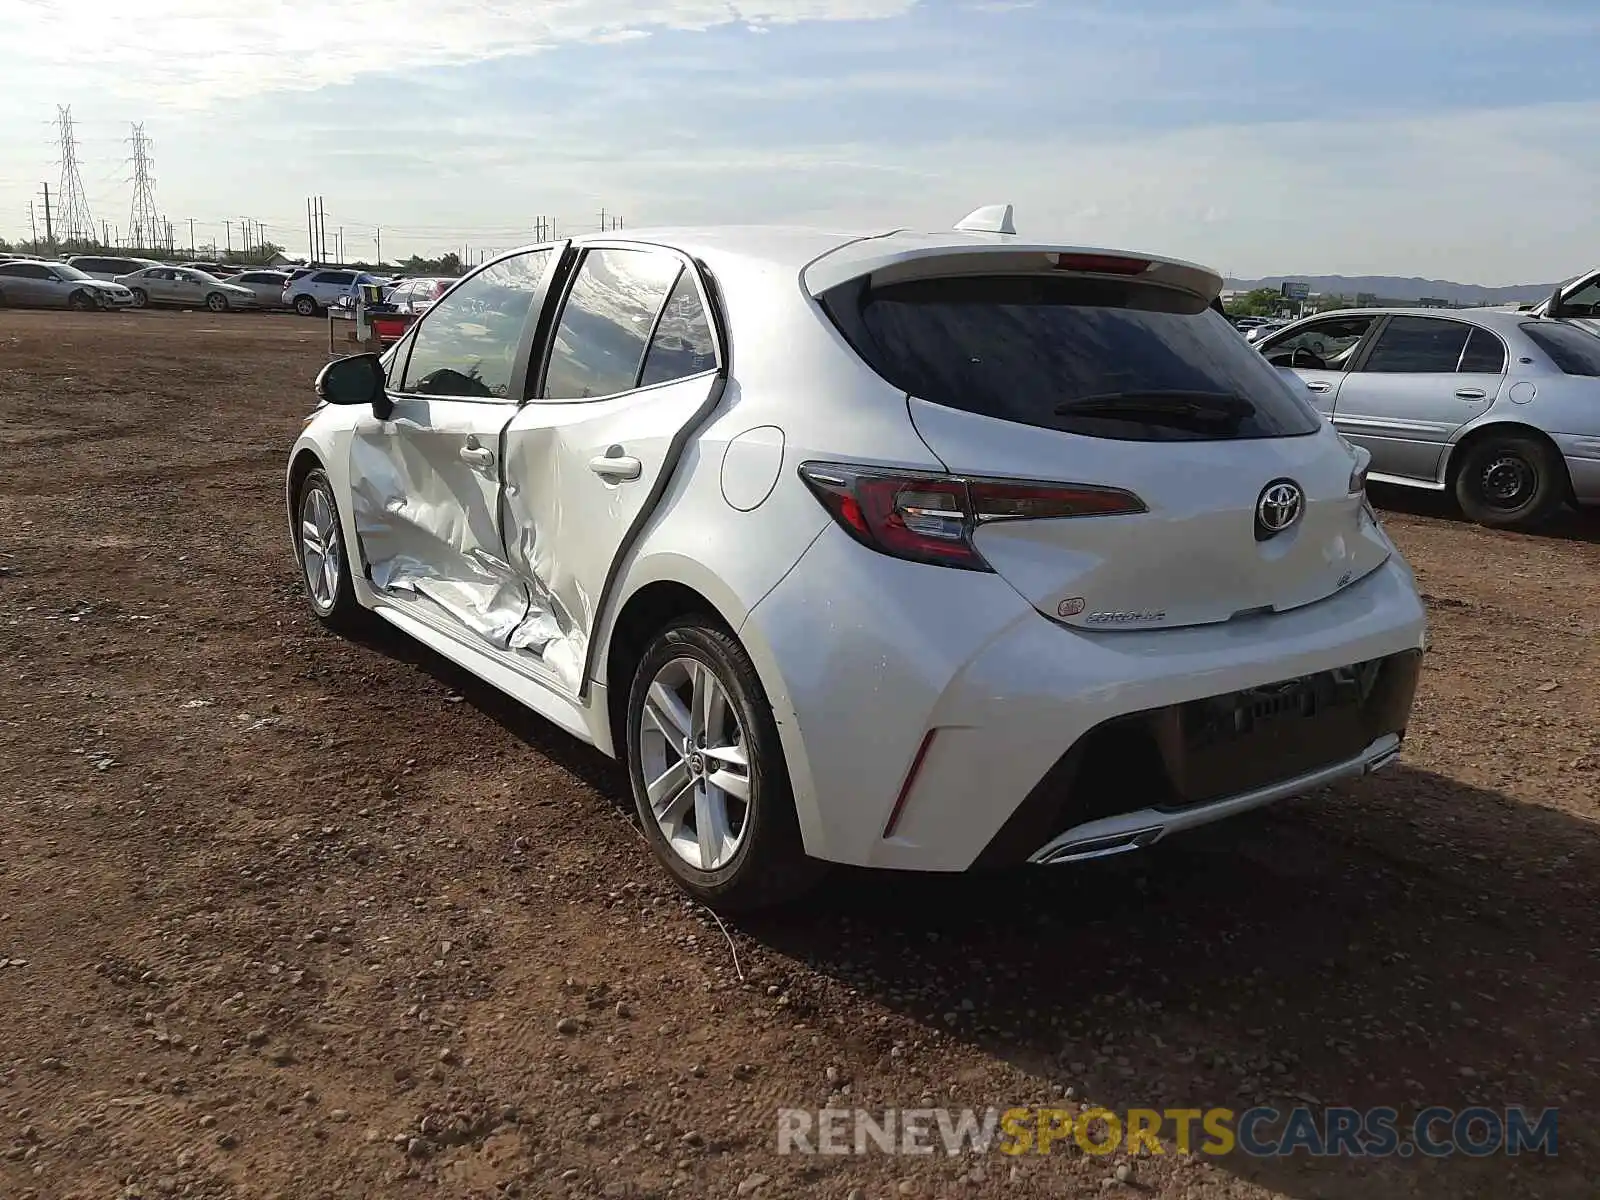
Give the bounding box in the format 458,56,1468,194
1545,285,1566,319
315,352,391,418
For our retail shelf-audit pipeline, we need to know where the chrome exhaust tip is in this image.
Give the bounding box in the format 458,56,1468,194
1034,826,1163,865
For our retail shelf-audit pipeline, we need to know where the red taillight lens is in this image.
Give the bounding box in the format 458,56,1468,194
1054,253,1152,276
797,462,1145,570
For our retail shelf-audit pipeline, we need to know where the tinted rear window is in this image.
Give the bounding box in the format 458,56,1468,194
820,274,1322,441
1522,322,1600,376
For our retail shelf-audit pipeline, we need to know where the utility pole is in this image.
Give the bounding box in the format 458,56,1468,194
39,183,54,247
306,198,314,262
599,207,606,233
189,218,195,256
225,221,231,255
317,197,328,264
338,225,343,263
28,200,37,248
101,219,109,246
376,226,381,263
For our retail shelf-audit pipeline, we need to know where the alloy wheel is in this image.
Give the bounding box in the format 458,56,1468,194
638,657,752,871
298,485,343,614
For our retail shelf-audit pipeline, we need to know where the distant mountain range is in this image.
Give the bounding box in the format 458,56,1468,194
1223,275,1559,306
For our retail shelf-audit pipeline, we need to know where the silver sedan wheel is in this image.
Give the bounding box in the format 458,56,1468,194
298,486,343,614
638,657,751,871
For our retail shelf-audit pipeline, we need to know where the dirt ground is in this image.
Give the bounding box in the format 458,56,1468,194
1,309,1597,1200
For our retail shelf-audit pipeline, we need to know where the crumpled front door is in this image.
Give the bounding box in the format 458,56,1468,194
348,396,525,645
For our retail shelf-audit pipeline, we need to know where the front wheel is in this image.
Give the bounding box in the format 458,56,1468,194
294,467,367,631
626,617,822,912
294,295,319,317
1453,434,1568,530
130,288,148,309
206,292,229,312
68,290,98,311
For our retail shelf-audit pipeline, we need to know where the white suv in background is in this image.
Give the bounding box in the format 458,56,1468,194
283,268,386,316
286,207,1427,911
66,254,163,281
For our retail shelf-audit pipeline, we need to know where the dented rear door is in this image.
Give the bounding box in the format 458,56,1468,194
499,246,724,697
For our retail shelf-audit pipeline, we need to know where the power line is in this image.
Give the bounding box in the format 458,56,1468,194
54,106,94,245
126,123,162,250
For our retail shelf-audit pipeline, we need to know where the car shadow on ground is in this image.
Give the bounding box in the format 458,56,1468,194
1371,484,1600,545
742,765,1600,1198
346,620,1599,1198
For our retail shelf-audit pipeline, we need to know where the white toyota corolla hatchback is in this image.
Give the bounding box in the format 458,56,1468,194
287,207,1427,910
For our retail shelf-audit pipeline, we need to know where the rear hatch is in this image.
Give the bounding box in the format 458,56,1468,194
814,253,1391,631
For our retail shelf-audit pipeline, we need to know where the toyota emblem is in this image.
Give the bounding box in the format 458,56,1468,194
1255,480,1304,539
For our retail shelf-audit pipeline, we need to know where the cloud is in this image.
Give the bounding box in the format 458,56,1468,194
5,0,919,107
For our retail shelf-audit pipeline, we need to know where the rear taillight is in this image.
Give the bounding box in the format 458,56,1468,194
797,462,1145,570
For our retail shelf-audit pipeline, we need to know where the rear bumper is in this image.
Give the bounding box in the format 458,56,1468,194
1028,731,1402,864
1553,433,1600,504
743,525,1427,871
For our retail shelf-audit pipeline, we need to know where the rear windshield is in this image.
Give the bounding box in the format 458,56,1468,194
1521,322,1600,376
819,274,1323,441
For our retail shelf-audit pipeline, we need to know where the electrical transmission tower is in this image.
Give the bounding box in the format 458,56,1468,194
126,123,162,251
55,106,94,245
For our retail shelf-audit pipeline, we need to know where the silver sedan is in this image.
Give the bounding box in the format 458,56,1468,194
0,259,135,309
1259,307,1600,528
113,266,261,312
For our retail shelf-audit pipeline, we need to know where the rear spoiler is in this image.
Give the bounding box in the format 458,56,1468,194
805,243,1224,304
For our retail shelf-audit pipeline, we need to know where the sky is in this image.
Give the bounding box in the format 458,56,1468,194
1,0,1596,283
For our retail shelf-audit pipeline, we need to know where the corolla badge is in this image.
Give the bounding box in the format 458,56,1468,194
1255,479,1304,539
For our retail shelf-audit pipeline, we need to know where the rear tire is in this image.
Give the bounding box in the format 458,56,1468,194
626,617,823,912
294,294,319,317
130,288,148,309
1453,433,1568,530
294,467,368,633
206,292,229,313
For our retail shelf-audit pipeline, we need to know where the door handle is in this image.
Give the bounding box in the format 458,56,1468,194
1305,380,1332,393
459,445,494,467
589,454,643,482
1454,388,1487,400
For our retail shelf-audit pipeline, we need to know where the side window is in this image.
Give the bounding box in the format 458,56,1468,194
19,264,51,280
1458,327,1505,374
399,249,551,401
1262,315,1377,370
542,249,681,400
1362,317,1471,374
639,271,717,387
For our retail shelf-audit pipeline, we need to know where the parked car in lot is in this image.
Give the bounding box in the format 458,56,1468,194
1258,308,1600,528
0,259,135,309
224,269,291,308
383,276,454,316
283,268,387,316
114,265,260,311
66,254,163,281
1523,266,1600,338
287,210,1428,909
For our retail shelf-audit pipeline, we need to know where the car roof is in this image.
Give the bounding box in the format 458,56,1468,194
557,223,1224,301
1298,306,1543,333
